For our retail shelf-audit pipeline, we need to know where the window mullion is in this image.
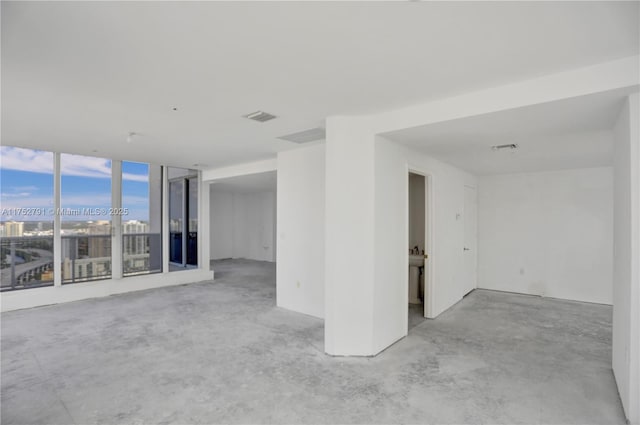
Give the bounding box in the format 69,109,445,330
111,160,123,279
53,152,62,286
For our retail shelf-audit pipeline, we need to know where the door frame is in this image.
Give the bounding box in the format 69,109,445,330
406,165,435,320
463,184,478,296
168,171,199,269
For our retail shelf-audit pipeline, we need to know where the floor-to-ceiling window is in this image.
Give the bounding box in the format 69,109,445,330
1,147,203,289
122,162,162,276
0,147,55,291
60,153,112,284
168,168,198,270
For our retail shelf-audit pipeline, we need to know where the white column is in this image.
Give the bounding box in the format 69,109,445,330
53,153,62,286
162,166,170,273
324,116,377,356
148,165,163,272
111,160,123,279
198,174,211,272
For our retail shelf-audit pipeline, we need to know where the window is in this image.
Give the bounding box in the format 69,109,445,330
122,162,162,276
60,153,112,283
0,147,55,291
1,148,201,288
168,167,198,270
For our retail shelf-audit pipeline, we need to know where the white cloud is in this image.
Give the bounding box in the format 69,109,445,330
62,194,112,207
0,147,148,182
123,195,149,206
0,196,54,209
0,147,53,174
0,192,31,198
122,172,148,182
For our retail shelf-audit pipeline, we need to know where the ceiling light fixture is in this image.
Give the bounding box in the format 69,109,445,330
243,111,277,123
126,132,138,143
491,143,518,151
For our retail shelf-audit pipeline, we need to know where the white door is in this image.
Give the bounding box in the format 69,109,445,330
463,186,477,296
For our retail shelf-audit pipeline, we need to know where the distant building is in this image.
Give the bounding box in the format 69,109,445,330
122,220,149,258
62,256,111,282
123,220,148,235
4,221,24,237
87,221,111,258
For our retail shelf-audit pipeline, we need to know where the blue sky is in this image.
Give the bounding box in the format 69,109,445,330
1,147,149,222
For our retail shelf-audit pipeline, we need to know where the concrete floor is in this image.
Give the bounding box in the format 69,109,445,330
1,259,625,424
408,303,426,331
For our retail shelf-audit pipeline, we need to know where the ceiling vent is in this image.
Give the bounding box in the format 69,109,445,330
243,111,277,123
491,143,518,151
277,127,326,144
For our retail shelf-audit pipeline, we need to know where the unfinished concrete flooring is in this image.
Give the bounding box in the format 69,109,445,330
1,259,625,424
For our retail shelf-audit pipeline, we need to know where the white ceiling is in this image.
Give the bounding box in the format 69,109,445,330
2,2,639,170
210,171,277,194
384,88,634,175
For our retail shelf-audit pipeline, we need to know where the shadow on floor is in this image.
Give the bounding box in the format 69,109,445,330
408,303,426,331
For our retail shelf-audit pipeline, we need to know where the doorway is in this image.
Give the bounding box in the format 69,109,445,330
208,171,277,263
408,171,432,330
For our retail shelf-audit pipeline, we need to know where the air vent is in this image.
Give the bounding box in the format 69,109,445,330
277,127,326,144
491,143,518,151
243,111,277,122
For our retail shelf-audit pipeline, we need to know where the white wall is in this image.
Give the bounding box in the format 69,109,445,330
322,59,638,357
612,93,640,425
373,137,478,353
210,191,234,259
373,138,409,353
209,189,276,262
202,158,277,181
233,192,276,262
478,167,614,305
324,117,376,354
276,144,325,319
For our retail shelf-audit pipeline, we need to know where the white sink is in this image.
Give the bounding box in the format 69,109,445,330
409,254,424,267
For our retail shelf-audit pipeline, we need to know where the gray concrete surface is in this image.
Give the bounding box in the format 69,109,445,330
408,303,426,331
1,259,625,424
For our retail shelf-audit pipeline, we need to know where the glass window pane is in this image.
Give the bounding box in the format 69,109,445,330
60,153,111,284
0,147,54,291
187,177,198,266
168,168,198,270
122,162,162,276
169,179,183,265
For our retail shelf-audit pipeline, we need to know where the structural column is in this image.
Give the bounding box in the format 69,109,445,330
198,172,210,272
324,116,377,356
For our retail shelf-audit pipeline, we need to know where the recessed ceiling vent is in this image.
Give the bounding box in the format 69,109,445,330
491,143,518,151
244,111,277,122
277,127,326,144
